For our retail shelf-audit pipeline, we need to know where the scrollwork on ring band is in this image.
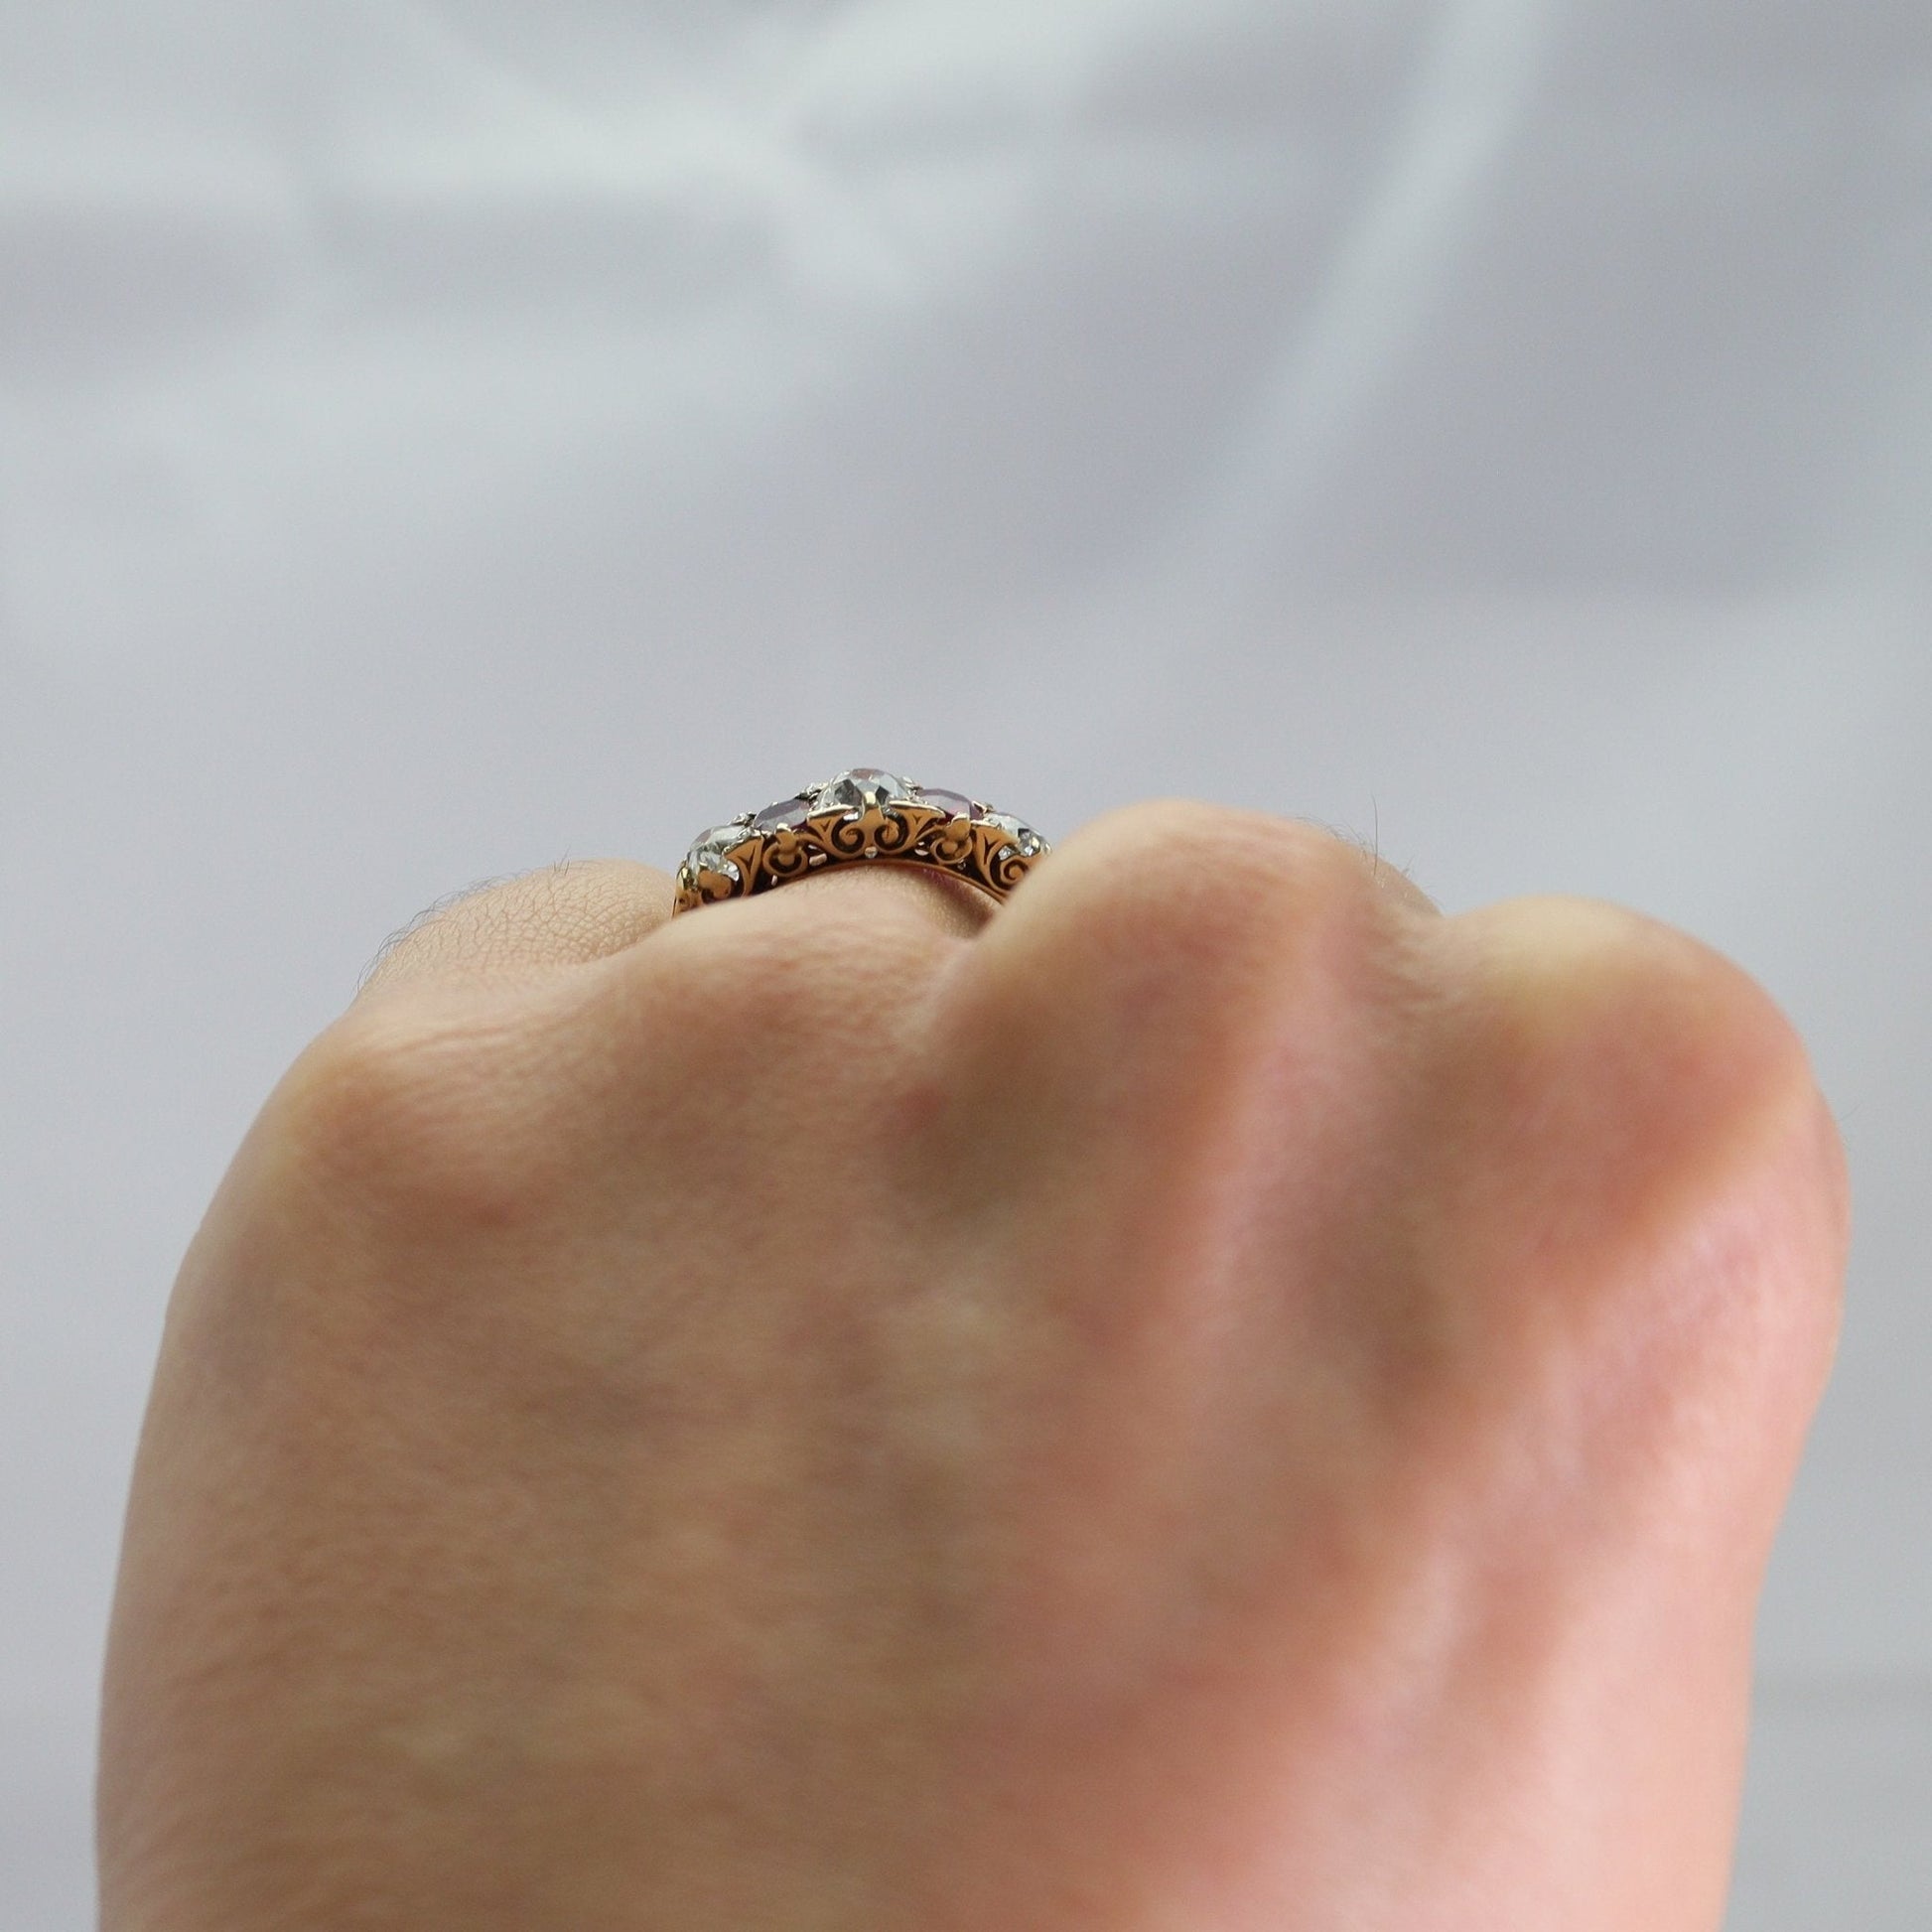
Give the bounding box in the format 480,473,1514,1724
672,767,1049,915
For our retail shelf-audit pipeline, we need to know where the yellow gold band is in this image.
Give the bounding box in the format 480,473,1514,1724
673,767,1048,915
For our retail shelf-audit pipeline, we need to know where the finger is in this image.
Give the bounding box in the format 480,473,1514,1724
1327,827,1441,919
981,795,1439,1011
625,856,994,1038
682,806,1423,957
1418,895,1849,1420
722,857,998,939
354,858,677,1002
933,799,1432,1207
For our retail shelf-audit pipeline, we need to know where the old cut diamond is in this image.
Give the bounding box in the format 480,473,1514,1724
687,820,756,881
981,811,1045,859
812,766,913,814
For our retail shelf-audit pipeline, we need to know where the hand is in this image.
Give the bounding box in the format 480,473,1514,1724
98,803,1848,1931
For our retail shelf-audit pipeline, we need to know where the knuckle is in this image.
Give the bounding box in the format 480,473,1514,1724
947,801,1419,1202
1436,897,1847,1405
1455,897,1821,1175
263,992,583,1235
1025,800,1403,999
646,899,929,1052
601,901,949,1167
355,860,674,998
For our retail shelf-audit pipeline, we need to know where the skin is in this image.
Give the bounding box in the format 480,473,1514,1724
97,802,1850,1931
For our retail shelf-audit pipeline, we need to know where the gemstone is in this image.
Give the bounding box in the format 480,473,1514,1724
916,786,976,818
811,766,912,814
982,811,1044,859
687,820,756,879
752,795,813,835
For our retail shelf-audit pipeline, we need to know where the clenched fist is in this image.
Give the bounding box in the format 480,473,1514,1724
99,803,1848,1931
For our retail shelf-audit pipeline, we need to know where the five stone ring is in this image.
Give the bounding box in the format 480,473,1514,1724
673,766,1050,915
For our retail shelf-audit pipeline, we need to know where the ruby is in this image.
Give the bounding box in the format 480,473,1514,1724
752,795,813,835
917,787,976,818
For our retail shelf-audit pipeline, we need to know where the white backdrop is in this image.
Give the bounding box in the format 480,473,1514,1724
3,3,1929,1924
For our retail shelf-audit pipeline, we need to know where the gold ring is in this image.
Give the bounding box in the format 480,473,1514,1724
673,767,1050,915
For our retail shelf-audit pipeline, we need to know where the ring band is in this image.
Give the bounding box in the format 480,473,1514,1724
673,766,1050,915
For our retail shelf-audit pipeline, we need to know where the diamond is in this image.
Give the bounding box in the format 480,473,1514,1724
982,811,1045,859
686,819,756,880
811,766,913,814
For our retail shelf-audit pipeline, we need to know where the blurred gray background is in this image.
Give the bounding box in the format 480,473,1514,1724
3,2,1929,1924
